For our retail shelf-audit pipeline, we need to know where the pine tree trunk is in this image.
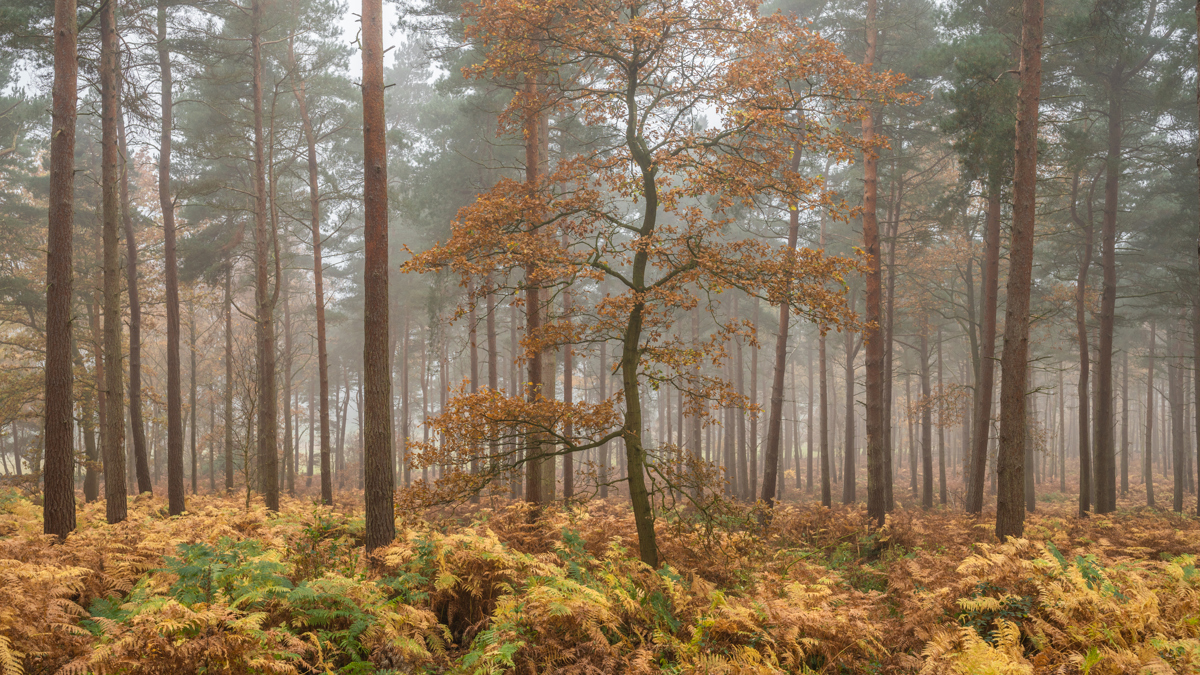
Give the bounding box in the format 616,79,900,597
486,286,498,481
862,0,886,526
937,327,946,505
158,0,185,517
599,340,609,499
523,75,545,511
966,187,1001,514
1172,330,1185,513
1071,170,1096,515
117,68,149,495
101,0,127,523
806,345,813,492
921,327,933,509
362,0,394,551
1121,349,1129,496
190,308,198,495
735,297,748,499
995,0,1043,539
282,271,294,496
562,277,574,500
843,321,856,504
224,262,235,492
1095,76,1122,515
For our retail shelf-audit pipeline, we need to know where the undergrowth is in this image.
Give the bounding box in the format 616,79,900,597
0,488,1198,674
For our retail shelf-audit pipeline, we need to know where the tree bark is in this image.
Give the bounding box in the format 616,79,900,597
100,0,127,523
995,0,1043,539
562,274,574,500
190,307,198,495
523,75,545,511
1095,73,1123,515
862,0,886,526
251,0,279,511
362,0,395,552
117,66,149,495
921,327,933,509
843,319,857,504
760,145,802,507
159,0,184,517
224,262,235,492
966,186,1001,514
1171,328,1185,513
1071,170,1096,515
938,326,947,505
1145,321,1157,507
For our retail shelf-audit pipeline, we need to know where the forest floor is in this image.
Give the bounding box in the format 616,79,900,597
1,479,1198,675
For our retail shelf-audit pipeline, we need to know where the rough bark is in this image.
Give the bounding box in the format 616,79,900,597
159,0,184,517
118,67,149,495
921,327,933,509
1071,170,1096,516
862,0,886,526
1145,321,1156,507
523,75,545,510
362,0,395,551
843,321,857,504
190,309,198,495
1095,76,1122,515
98,0,128,525
224,262,235,491
966,186,1001,514
994,0,1043,539
251,0,278,511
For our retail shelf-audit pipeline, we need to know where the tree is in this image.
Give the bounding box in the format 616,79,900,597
43,0,77,539
995,0,1044,539
101,0,128,522
862,0,887,528
362,0,395,553
410,0,903,566
160,0,185,516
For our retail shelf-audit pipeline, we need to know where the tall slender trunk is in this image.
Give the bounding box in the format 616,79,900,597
100,0,127,523
920,327,933,509
806,344,813,493
562,271,575,500
966,186,1001,514
761,145,801,507
1121,349,1129,496
750,305,759,497
1172,328,1185,512
1195,3,1200,516
308,377,315,487
118,69,149,494
1095,73,1123,515
862,0,886,526
189,307,198,495
158,0,184,516
1144,324,1156,507
937,327,946,505
599,339,609,499
224,262,235,491
289,35,332,506
1071,171,1096,515
843,320,856,504
486,285,498,480
74,337,99,502
735,296,748,499
283,271,295,496
401,312,411,487
994,0,1043,539
523,75,545,510
251,0,278,511
363,0,394,551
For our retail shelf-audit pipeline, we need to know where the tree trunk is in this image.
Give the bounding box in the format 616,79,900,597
487,285,498,481
283,273,295,496
288,35,332,506
763,146,803,506
1145,324,1156,509
735,297,748,499
362,0,394,551
1195,2,1200,516
921,327,933,509
118,65,149,495
1095,74,1122,515
224,262,235,492
1071,170,1096,515
843,320,857,504
100,0,127,524
1121,349,1129,496
599,339,609,499
966,186,1001,514
806,344,813,492
938,327,947,505
750,305,760,498
995,0,1043,539
562,275,575,500
1172,329,1185,513
158,0,185,517
862,0,886,526
74,338,99,502
190,307,198,495
523,75,545,511
251,0,278,511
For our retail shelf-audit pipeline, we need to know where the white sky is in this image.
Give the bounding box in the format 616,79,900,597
337,1,404,79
